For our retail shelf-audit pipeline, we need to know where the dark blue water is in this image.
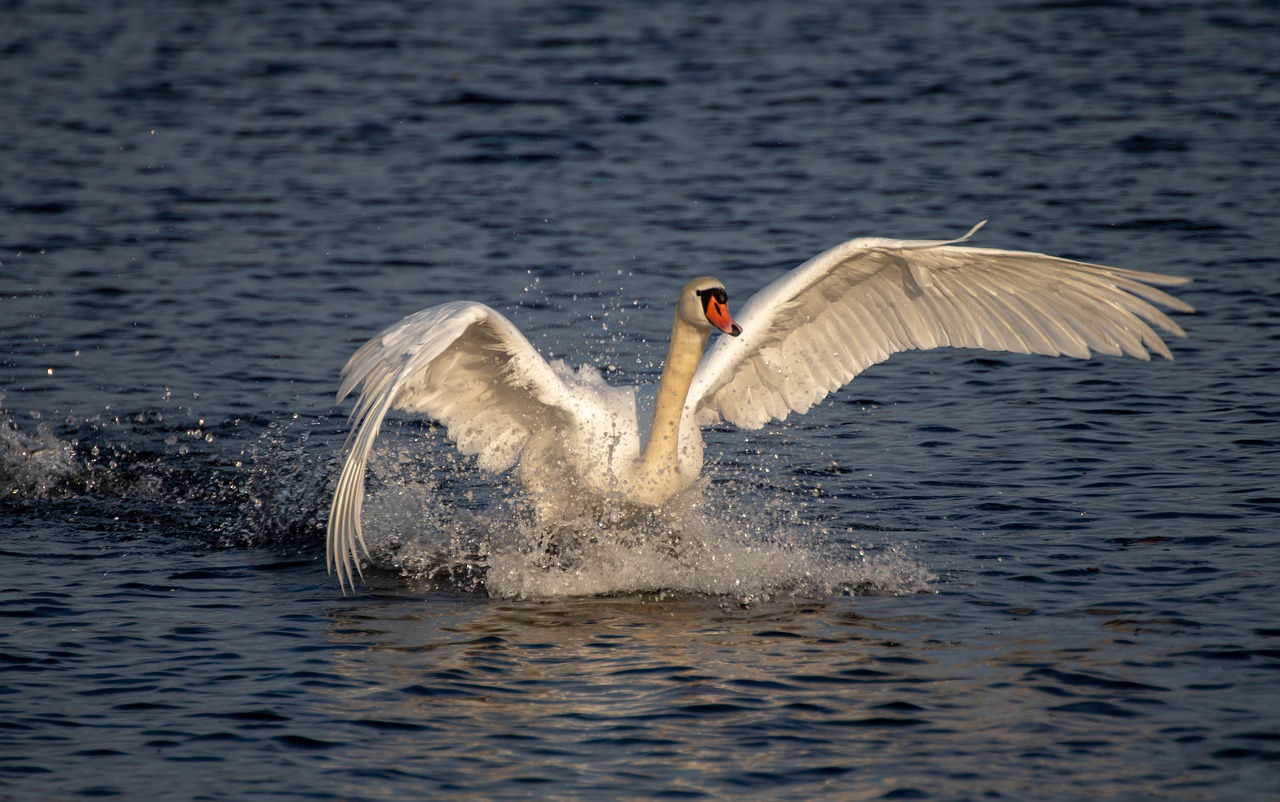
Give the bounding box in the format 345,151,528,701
3,1,1279,799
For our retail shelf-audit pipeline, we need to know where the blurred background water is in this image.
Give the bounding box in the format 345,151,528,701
2,1,1279,799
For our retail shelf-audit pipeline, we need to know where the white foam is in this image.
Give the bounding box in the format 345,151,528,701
355,447,933,601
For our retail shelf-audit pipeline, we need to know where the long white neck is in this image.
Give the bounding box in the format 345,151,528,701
631,314,710,501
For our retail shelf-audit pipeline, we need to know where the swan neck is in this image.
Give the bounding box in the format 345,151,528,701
639,315,709,473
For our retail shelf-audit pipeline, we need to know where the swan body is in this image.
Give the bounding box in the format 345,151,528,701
327,222,1193,589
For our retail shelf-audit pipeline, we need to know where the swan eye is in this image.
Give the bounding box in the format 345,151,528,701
696,287,728,308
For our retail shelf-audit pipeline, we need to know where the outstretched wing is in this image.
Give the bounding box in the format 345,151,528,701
687,222,1194,432
326,301,635,591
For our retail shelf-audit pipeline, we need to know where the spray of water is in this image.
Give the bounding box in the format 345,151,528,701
0,404,80,499
351,424,934,601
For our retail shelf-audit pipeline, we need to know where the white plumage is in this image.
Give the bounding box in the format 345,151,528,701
327,222,1193,590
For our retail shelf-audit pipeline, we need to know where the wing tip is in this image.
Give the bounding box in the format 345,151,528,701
959,220,988,242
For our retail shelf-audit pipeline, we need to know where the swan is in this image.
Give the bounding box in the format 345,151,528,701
326,222,1193,590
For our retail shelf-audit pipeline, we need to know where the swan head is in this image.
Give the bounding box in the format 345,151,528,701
680,276,742,337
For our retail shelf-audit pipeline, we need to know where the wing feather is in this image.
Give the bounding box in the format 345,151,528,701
326,301,637,591
688,226,1193,433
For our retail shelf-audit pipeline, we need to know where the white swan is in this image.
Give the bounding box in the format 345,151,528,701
326,222,1193,590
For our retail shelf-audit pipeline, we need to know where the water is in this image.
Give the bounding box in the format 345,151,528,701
3,0,1279,798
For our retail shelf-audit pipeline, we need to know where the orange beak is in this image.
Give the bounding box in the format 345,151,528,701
705,296,742,337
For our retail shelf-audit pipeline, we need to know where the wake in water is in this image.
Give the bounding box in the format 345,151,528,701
0,395,335,548
0,399,931,601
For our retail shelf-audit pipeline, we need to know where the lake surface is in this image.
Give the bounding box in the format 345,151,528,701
3,1,1279,799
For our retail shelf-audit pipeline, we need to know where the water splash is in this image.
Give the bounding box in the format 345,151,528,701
352,434,934,601
0,397,336,549
0,401,80,499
